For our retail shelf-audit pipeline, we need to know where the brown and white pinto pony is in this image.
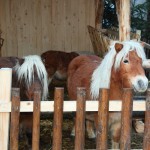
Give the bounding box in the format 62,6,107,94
67,41,148,149
0,55,48,144
41,50,79,85
0,56,48,101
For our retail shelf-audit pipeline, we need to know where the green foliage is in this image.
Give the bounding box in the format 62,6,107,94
102,0,118,28
131,0,150,40
102,0,150,40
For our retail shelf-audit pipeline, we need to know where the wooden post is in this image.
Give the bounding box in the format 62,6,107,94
52,88,64,150
10,88,20,150
120,88,133,150
0,68,12,150
95,0,104,30
143,88,150,150
75,87,86,150
119,0,131,41
32,90,41,150
115,0,120,23
96,89,109,150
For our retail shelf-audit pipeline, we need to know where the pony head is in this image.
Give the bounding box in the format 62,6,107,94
91,41,148,99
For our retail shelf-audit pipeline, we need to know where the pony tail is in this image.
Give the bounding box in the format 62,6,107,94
15,55,48,100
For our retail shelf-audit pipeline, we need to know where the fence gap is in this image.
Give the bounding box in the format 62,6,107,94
96,88,109,150
143,88,150,150
32,90,41,150
52,87,64,150
120,88,133,149
75,87,86,150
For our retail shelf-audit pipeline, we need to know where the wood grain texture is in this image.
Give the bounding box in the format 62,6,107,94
0,68,12,150
10,88,20,150
0,0,95,57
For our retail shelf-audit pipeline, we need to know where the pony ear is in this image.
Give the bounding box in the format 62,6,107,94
115,43,123,53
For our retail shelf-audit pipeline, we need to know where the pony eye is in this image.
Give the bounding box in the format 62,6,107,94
123,60,129,64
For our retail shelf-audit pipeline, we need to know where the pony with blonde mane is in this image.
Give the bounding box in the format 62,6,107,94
0,55,48,146
67,41,148,149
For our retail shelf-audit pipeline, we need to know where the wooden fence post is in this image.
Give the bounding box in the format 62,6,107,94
120,88,133,150
32,90,41,150
96,88,109,150
0,68,12,150
75,87,86,150
52,88,64,150
10,88,20,150
119,0,130,41
143,88,150,150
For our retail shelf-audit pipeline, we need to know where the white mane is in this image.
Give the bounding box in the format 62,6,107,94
15,55,48,100
90,41,146,99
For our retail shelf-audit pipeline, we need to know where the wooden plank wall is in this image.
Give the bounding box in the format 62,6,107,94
0,0,95,57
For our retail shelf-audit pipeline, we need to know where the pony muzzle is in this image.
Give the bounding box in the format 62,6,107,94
132,76,148,92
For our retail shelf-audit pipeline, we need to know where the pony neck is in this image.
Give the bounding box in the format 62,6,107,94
109,69,123,100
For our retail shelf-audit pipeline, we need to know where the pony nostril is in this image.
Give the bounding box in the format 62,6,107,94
137,80,145,89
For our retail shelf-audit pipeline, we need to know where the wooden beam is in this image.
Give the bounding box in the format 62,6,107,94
95,0,104,30
10,88,20,150
96,89,109,150
120,88,133,149
0,100,146,112
143,89,150,150
0,68,12,150
75,88,86,150
52,88,64,150
119,0,131,41
115,0,120,24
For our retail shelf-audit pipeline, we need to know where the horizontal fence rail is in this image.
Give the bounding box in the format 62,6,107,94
0,100,146,112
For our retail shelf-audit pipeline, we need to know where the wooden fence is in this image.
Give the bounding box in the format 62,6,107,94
0,69,150,150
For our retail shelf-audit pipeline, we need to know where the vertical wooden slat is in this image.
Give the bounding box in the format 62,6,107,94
120,88,133,150
10,88,20,150
52,87,64,150
96,89,109,150
0,68,12,150
75,87,86,150
32,90,41,150
95,0,104,30
143,88,150,150
119,0,130,41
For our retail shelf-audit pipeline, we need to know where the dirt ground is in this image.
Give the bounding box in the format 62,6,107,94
19,113,144,150
18,81,144,150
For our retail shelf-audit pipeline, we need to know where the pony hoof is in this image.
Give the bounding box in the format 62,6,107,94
70,131,75,137
133,120,144,133
88,132,96,139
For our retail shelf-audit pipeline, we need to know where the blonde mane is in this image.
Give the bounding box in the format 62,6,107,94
90,41,146,99
15,55,48,100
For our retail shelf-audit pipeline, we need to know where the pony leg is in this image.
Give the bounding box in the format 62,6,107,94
70,118,76,136
71,125,75,136
86,120,96,138
110,120,121,149
109,112,122,149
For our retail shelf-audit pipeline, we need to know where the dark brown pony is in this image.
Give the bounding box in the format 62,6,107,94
0,56,48,145
0,56,48,101
67,41,148,149
41,50,79,85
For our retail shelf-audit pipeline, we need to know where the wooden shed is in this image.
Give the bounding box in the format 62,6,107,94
0,0,98,57
0,0,131,57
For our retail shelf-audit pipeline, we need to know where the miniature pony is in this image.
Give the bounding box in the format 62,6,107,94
41,50,79,85
0,55,48,146
67,41,148,149
0,56,48,101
